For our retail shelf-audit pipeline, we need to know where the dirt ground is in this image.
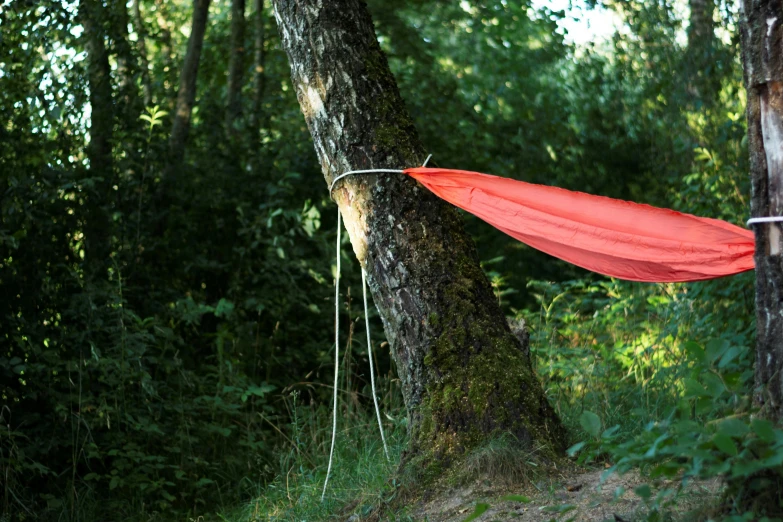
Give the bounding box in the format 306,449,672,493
405,467,722,522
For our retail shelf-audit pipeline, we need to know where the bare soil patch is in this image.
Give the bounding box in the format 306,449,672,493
405,467,722,522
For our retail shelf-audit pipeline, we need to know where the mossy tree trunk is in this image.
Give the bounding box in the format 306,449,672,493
272,0,566,462
740,0,783,421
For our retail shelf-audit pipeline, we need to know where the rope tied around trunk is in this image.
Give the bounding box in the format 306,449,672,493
322,155,431,500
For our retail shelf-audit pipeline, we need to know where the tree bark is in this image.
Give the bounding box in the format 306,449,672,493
688,0,715,50
79,0,114,270
80,1,113,176
251,0,266,159
112,0,136,115
132,0,153,107
687,0,717,103
226,0,246,139
168,0,211,176
272,0,566,462
154,0,176,108
740,0,783,421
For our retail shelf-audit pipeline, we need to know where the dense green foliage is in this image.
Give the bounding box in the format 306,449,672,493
1,0,775,520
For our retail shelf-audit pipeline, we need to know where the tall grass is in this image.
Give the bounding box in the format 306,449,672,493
219,386,412,522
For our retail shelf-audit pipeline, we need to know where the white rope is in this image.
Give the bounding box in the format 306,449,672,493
328,155,433,195
363,268,389,461
747,216,783,226
322,157,431,498
329,169,404,196
321,209,341,502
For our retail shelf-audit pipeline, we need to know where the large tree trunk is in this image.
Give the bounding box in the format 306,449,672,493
272,0,566,462
740,0,783,421
79,0,114,271
132,0,153,107
226,0,246,139
168,0,211,177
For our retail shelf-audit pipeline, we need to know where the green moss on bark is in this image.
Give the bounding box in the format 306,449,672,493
409,234,567,471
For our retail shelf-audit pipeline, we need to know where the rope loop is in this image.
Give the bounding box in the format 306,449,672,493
327,154,433,197
747,216,783,227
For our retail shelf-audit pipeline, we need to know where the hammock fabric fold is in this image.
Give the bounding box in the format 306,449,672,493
403,167,755,283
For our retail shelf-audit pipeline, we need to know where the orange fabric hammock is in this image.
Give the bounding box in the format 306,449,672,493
403,167,755,283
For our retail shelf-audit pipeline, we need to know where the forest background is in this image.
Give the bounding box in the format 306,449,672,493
0,0,770,520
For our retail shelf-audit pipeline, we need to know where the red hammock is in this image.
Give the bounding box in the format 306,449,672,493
403,167,755,283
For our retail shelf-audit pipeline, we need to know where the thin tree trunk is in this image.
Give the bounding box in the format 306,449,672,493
687,0,717,104
226,0,246,139
251,0,266,157
154,0,175,108
79,0,114,270
272,0,566,463
112,0,135,114
688,0,715,50
740,0,783,421
168,0,211,176
132,0,153,107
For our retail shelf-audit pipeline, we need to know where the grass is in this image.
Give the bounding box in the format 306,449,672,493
216,391,412,522
461,433,545,487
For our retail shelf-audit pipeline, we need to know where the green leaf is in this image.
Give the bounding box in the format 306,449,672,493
718,346,742,368
718,418,749,438
762,450,783,467
751,419,776,443
500,494,532,503
713,432,738,456
683,341,705,363
683,378,709,398
566,441,586,456
580,410,601,438
701,372,725,398
634,484,652,500
461,502,489,522
730,459,764,478
705,339,730,363
542,503,576,513
214,298,235,318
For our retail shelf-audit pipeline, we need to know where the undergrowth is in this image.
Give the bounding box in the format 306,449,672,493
229,275,772,522
520,276,783,521
218,390,412,522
